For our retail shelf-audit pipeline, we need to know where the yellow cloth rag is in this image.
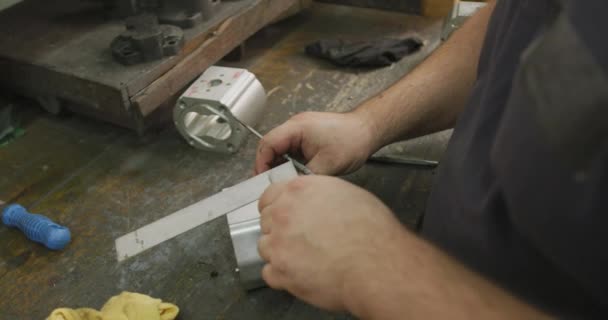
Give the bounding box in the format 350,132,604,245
47,292,179,320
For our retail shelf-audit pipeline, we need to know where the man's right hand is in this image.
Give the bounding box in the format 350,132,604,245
254,112,377,176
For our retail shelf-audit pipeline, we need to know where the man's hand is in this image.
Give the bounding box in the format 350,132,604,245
254,112,378,176
257,176,549,319
257,175,404,311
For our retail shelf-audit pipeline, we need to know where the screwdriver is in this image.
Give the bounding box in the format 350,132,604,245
232,117,314,175
0,201,71,250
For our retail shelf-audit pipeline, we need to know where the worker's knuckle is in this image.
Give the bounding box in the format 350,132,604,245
270,206,291,226
258,138,271,154
257,237,272,259
264,207,282,224
324,154,342,169
258,194,272,211
286,177,308,193
257,143,267,158
262,265,281,289
272,251,290,272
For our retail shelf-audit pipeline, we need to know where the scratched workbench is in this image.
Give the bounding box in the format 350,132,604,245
0,3,448,319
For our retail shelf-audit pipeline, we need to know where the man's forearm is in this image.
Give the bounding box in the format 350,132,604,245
343,230,549,319
354,1,496,150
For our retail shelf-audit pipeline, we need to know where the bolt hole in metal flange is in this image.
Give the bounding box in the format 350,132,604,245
182,111,232,142
209,79,223,87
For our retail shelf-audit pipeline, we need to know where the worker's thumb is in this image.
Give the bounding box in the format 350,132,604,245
306,154,339,176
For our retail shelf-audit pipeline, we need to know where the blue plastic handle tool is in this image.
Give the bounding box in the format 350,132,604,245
1,204,71,250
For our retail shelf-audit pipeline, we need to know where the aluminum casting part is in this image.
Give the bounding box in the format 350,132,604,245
227,201,264,289
174,66,267,153
114,161,297,262
110,14,185,65
227,161,299,289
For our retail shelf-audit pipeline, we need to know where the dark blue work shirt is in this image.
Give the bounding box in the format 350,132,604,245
423,0,608,317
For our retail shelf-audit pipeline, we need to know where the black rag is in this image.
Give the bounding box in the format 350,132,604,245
305,38,423,68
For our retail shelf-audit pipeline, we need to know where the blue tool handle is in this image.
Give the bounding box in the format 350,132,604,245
2,204,71,250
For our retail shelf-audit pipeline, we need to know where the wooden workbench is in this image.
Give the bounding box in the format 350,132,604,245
0,4,447,319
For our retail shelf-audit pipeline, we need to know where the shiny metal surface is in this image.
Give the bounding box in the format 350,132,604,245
227,161,298,289
174,66,267,153
115,161,297,262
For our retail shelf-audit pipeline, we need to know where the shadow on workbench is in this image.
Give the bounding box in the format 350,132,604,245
0,3,446,319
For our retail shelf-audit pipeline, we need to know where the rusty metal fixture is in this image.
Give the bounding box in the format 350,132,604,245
110,14,184,65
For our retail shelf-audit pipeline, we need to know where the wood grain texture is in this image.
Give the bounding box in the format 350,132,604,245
0,4,445,319
316,0,421,14
0,0,298,131
422,0,455,17
132,0,301,116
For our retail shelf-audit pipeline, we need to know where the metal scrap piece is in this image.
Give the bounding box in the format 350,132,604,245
114,161,297,262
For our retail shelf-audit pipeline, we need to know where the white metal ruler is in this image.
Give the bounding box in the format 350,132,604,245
114,162,297,261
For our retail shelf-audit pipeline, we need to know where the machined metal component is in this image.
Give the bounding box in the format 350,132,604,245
227,162,298,289
174,66,267,153
111,14,185,65
227,202,264,289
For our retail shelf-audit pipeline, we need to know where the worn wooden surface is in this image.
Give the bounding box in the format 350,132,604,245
132,0,303,117
422,0,455,17
0,0,301,131
316,0,458,17
0,3,447,319
316,0,421,13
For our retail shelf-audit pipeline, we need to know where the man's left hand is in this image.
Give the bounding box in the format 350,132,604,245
257,175,404,312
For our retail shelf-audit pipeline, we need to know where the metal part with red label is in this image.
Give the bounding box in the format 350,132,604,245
173,66,267,153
